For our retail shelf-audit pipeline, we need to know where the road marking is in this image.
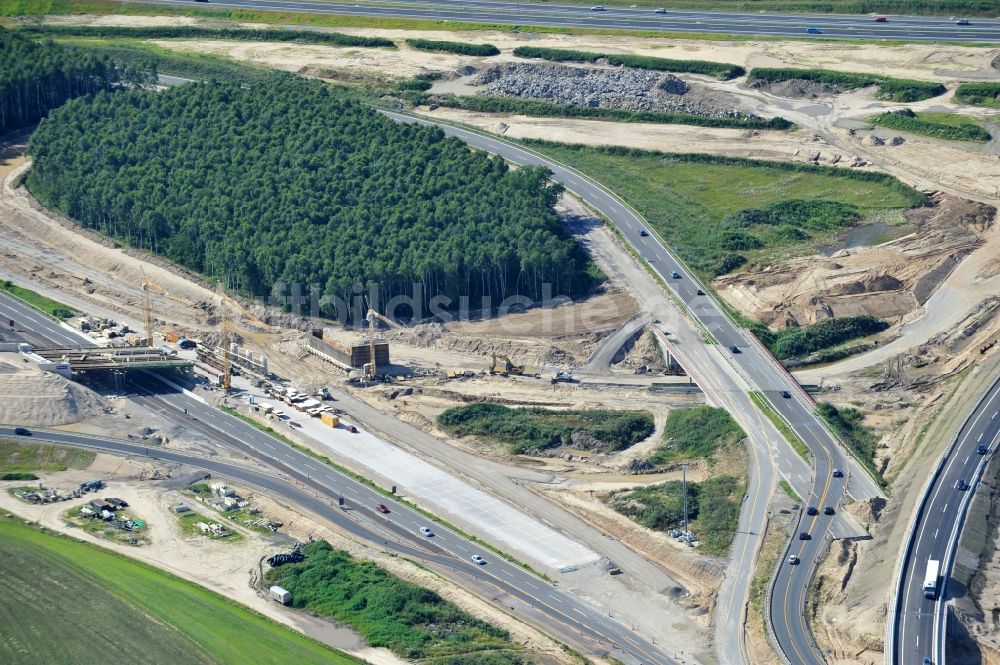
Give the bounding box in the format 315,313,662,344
933,528,938,539
965,456,970,464
943,503,948,513
524,580,539,590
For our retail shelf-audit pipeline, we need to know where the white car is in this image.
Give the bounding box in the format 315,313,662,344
419,527,434,537
470,555,486,565
788,554,799,565
654,7,667,13
591,5,605,10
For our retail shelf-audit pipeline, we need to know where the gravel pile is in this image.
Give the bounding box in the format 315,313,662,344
473,62,729,115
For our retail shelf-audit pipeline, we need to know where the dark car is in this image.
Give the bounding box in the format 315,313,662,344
671,271,681,279
955,479,970,491
823,506,835,515
375,503,390,514
799,532,811,540
832,468,844,478
696,289,705,296
977,444,989,455
346,424,359,433
781,390,791,398
640,229,649,237
806,506,818,516
14,427,31,436
730,345,741,354
805,27,822,34
874,15,888,22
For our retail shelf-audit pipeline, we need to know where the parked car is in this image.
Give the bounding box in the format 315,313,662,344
806,506,818,516
374,503,390,514
471,555,486,565
14,427,30,436
832,468,844,478
419,526,434,537
788,554,800,565
823,506,835,515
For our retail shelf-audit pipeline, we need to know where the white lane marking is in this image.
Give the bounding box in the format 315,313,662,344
573,608,586,617
933,528,938,539
524,580,539,590
965,456,970,464
943,503,948,513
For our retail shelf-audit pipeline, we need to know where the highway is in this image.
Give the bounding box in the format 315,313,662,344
380,111,881,665
890,372,1000,665
0,294,676,665
139,0,1000,42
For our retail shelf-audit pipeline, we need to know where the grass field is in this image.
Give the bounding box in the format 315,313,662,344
267,540,526,662
0,280,75,319
869,110,991,142
604,474,745,555
0,438,94,473
526,142,922,280
650,405,744,464
0,517,360,665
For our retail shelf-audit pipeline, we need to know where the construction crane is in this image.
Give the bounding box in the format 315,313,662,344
490,352,524,376
217,290,273,392
140,267,200,346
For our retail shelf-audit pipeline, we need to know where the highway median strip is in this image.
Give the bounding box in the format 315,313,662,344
748,390,810,461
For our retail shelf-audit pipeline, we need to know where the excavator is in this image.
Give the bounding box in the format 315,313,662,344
490,352,524,376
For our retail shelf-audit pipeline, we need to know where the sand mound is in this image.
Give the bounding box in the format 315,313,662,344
0,361,108,426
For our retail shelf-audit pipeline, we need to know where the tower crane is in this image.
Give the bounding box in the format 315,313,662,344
140,267,198,346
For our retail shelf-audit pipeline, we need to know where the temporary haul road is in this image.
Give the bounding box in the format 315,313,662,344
142,0,1000,42
891,373,1000,665
0,293,677,665
382,111,882,665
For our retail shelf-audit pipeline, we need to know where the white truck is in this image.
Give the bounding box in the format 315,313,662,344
923,559,941,599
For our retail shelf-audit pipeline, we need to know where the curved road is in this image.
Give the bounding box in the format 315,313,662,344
0,419,675,665
891,372,1000,665
140,0,1000,42
0,290,674,664
382,111,882,665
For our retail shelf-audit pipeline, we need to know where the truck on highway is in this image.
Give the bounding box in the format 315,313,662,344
923,559,941,599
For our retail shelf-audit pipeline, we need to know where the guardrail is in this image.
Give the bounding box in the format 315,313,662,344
885,373,1000,665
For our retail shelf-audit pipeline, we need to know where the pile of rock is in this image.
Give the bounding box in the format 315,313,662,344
473,62,728,115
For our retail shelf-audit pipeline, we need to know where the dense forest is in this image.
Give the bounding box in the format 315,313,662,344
0,28,155,134
28,78,593,320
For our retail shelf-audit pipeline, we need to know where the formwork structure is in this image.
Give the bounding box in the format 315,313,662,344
306,329,389,371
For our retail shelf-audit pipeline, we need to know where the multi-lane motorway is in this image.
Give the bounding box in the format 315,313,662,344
891,373,1000,665
0,293,675,665
141,0,1000,42
379,111,882,665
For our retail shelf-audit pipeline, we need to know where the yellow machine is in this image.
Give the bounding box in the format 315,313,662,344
140,267,198,347
217,290,272,392
490,352,524,376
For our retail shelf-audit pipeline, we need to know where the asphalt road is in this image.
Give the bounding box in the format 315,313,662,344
380,111,881,665
0,290,94,348
891,373,1000,665
0,295,675,665
140,0,1000,42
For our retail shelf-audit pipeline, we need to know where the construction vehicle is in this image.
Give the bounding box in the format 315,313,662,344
490,352,524,376
363,299,397,382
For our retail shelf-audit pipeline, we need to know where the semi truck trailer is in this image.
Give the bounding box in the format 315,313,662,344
923,559,941,599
